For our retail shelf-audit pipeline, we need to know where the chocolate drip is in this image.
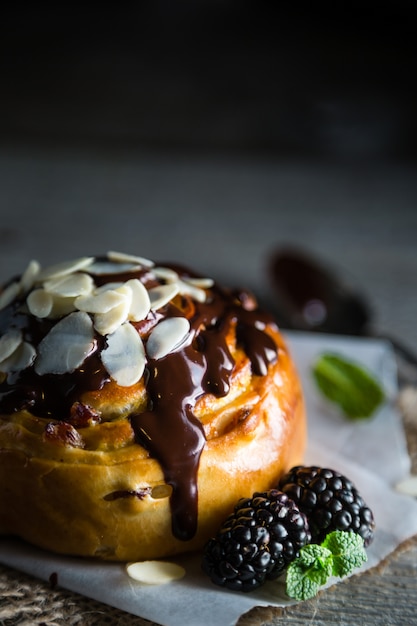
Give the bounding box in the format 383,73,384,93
0,263,278,542
200,328,234,396
131,349,207,540
130,290,277,541
236,321,279,377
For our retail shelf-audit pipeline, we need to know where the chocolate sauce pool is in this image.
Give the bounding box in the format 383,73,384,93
0,265,278,542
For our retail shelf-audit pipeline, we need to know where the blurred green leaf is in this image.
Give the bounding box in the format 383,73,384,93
312,352,385,419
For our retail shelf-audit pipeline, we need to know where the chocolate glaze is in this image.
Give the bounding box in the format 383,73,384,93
0,331,109,418
0,263,278,542
130,286,278,540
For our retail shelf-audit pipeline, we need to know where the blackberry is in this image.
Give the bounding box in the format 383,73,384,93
278,466,375,547
202,489,311,592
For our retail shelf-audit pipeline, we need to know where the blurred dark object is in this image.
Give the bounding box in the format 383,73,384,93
1,1,417,160
268,246,417,377
269,247,370,335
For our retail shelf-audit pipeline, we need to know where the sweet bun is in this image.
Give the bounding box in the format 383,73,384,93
0,252,306,561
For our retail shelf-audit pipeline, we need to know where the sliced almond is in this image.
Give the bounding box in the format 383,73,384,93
35,311,95,375
14,341,37,370
101,322,146,386
93,286,132,336
396,475,417,498
93,282,124,294
48,295,78,319
0,281,20,311
146,317,190,360
152,266,179,283
148,283,179,310
107,250,154,268
125,278,151,322
87,261,141,275
183,276,214,289
37,257,95,282
75,287,129,314
177,279,207,303
26,289,54,318
0,341,36,373
398,386,417,421
44,272,94,298
94,303,130,336
20,259,41,293
126,560,185,585
0,330,23,361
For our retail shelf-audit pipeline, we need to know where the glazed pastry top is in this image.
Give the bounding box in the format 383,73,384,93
0,251,280,540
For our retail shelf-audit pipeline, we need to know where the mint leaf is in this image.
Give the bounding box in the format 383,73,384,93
322,530,367,577
297,543,333,577
286,544,333,601
312,352,385,419
286,560,321,601
285,531,368,601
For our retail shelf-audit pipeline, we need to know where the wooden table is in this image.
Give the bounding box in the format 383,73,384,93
1,145,417,625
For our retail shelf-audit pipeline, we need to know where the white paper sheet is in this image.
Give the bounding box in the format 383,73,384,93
1,332,417,626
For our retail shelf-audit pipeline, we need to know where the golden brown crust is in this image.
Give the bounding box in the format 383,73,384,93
0,326,306,561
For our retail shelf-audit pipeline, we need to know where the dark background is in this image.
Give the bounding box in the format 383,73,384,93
1,2,416,352
1,1,416,162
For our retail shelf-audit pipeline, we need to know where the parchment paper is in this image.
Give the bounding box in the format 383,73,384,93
1,332,417,626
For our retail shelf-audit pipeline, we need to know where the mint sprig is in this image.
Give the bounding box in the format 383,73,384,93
322,530,368,577
286,531,368,601
286,544,333,601
312,352,385,419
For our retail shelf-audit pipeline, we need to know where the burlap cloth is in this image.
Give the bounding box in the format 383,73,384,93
1,387,417,626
